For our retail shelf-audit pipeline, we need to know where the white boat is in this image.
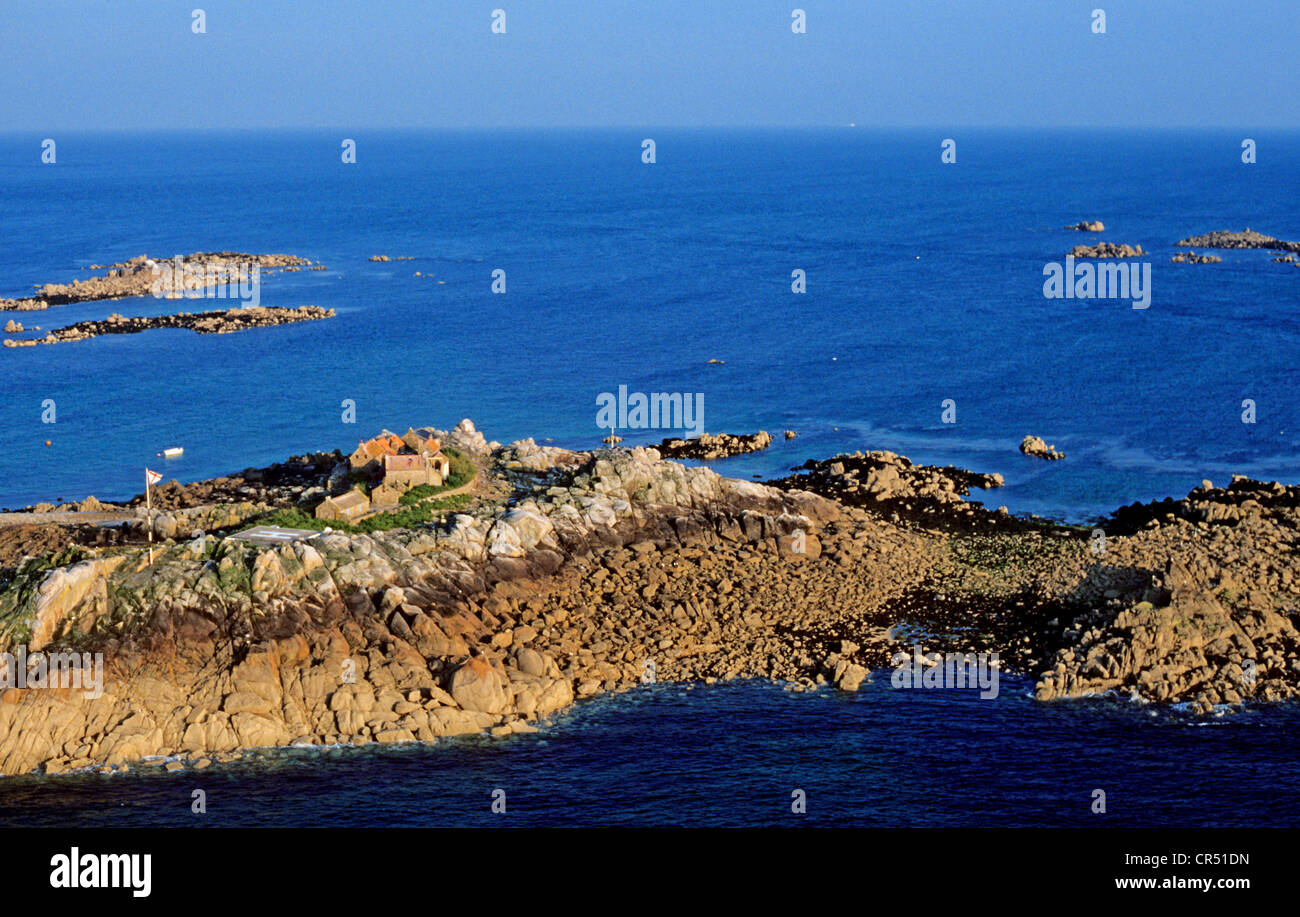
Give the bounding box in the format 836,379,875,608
162,447,184,458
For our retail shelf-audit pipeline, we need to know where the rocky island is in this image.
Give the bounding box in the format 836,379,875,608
657,430,774,459
1020,435,1066,460
0,252,314,311
2,305,334,347
1176,228,1300,254
1068,242,1145,258
0,420,1297,777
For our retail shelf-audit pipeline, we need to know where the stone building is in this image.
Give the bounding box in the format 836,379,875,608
401,427,440,454
315,489,370,522
382,453,444,489
348,432,404,471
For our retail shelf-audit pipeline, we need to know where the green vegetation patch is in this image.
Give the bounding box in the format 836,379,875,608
250,493,475,535
944,531,1087,582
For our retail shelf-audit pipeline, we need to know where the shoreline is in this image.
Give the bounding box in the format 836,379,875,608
0,420,1297,777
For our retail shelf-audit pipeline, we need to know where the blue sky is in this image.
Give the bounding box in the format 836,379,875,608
3,1,1298,130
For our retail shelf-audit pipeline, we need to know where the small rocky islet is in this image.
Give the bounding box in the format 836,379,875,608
1175,228,1300,254
656,430,774,459
0,420,1297,777
2,305,334,347
1,253,333,347
0,252,316,312
1060,226,1300,266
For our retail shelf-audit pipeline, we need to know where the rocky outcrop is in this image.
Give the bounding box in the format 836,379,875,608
770,451,1004,531
1034,567,1300,711
3,421,1298,775
432,418,498,458
1066,221,1105,232
1107,475,1300,533
4,305,334,346
657,431,773,460
1020,435,1065,461
0,439,853,775
122,453,341,512
1176,229,1300,254
1068,242,1145,258
1171,251,1222,264
1033,476,1300,709
0,253,313,311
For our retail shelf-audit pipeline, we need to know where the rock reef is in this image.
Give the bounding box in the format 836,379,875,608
1068,242,1145,258
0,253,313,311
769,451,1006,532
3,305,334,347
1020,435,1065,461
657,430,773,459
1170,251,1222,264
1034,477,1300,709
1176,228,1300,254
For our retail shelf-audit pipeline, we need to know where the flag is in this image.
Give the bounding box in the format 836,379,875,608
145,468,162,486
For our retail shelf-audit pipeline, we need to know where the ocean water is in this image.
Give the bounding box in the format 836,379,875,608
3,678,1299,828
1,129,1298,825
1,128,1297,518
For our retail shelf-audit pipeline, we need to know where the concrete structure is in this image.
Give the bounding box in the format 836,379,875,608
227,525,322,546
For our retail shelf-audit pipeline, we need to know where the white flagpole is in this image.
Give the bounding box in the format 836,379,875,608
145,469,154,564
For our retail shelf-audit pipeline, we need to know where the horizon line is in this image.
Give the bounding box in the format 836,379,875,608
4,124,1299,134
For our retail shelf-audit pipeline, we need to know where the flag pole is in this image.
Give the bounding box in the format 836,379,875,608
145,468,154,565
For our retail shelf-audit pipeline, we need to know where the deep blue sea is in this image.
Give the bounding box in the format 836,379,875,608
2,129,1298,518
3,678,1300,828
1,129,1298,825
